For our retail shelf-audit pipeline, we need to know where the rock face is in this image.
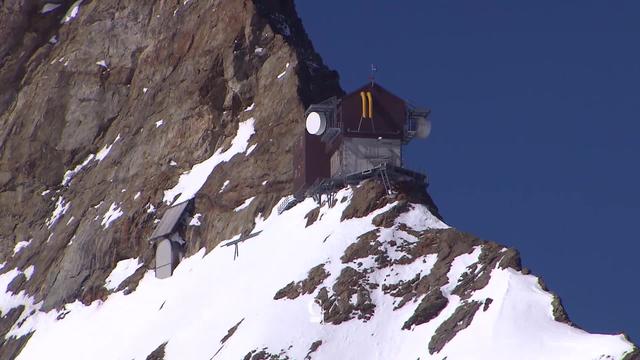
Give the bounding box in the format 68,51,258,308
0,0,339,313
0,1,637,360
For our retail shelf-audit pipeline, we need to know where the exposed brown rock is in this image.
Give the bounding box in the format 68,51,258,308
274,264,329,300
537,278,574,327
453,242,519,300
0,305,25,339
428,301,482,354
0,332,33,360
145,342,167,360
304,207,320,227
6,273,27,294
341,180,389,221
244,348,290,360
371,201,411,228
383,229,480,311
402,289,448,330
483,298,493,312
304,340,323,359
498,248,522,271
315,266,375,324
551,294,573,326
221,319,245,345
340,230,383,263
622,346,640,360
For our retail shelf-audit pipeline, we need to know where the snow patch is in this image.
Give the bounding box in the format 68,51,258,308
41,3,61,14
96,60,108,68
219,180,230,193
23,266,35,281
134,192,141,200
243,103,255,112
163,118,256,204
245,144,257,155
101,202,123,228
395,203,449,230
95,134,121,162
13,239,32,255
0,268,40,325
189,214,202,226
234,196,255,212
104,259,142,291
61,0,83,24
61,154,95,186
46,196,70,228
155,119,164,128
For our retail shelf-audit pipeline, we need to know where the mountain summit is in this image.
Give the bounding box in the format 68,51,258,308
0,1,637,359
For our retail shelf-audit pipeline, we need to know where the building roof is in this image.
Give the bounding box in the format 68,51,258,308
149,200,190,241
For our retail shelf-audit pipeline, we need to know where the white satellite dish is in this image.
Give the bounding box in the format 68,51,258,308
305,111,327,135
416,117,432,138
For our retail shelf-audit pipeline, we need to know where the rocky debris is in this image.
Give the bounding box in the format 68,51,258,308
537,278,574,326
220,319,244,345
145,342,167,360
0,305,25,339
304,206,320,227
274,264,329,300
0,330,32,360
6,273,27,294
402,289,449,330
304,340,323,359
483,297,493,311
371,201,411,228
551,293,573,326
428,301,482,354
340,230,383,264
341,180,390,221
315,266,375,324
244,348,290,360
453,242,521,300
623,347,640,360
382,229,480,311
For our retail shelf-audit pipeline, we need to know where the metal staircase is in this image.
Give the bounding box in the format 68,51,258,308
378,166,392,194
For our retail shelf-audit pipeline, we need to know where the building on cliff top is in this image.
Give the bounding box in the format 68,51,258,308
293,82,431,196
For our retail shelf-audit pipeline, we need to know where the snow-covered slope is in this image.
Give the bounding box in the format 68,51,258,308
3,185,635,360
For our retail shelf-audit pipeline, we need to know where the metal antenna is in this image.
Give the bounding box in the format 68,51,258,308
369,64,377,86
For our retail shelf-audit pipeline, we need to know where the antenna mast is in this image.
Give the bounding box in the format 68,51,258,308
369,64,377,86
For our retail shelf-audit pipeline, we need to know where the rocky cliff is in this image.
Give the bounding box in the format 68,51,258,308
0,1,638,359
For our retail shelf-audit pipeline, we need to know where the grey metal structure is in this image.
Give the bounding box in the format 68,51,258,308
149,200,191,279
222,231,263,260
330,138,401,177
306,163,427,202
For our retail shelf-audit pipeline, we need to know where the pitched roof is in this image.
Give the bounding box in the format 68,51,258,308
149,201,190,241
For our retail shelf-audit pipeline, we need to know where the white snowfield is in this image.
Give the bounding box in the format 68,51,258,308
3,189,635,360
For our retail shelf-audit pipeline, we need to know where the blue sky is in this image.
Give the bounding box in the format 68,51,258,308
296,1,640,342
